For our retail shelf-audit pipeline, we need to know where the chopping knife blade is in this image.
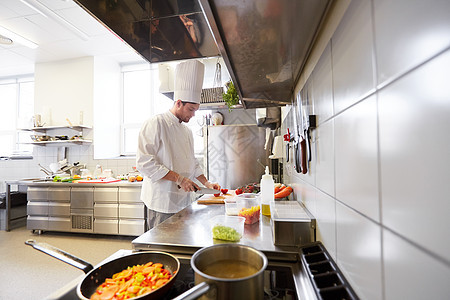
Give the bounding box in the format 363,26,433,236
195,187,221,194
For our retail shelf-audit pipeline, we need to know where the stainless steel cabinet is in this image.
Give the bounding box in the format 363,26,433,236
26,184,144,236
94,187,118,234
118,187,145,236
70,187,93,233
27,186,72,233
27,187,49,231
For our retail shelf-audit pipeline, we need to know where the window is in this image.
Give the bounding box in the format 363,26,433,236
0,77,34,156
120,65,211,156
121,65,173,155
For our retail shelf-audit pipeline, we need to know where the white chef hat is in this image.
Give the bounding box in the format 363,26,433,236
174,60,205,104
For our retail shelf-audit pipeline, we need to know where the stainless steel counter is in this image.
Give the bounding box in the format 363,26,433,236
5,179,142,187
132,202,300,262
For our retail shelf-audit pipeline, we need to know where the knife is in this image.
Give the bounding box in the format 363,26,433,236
195,187,221,194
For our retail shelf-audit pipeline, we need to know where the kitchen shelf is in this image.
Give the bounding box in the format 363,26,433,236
19,125,93,146
23,140,92,146
19,125,92,131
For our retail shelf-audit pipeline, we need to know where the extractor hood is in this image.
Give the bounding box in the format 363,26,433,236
199,0,332,108
74,0,332,109
74,0,220,63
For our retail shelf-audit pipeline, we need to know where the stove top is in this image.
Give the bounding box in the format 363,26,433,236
160,262,297,300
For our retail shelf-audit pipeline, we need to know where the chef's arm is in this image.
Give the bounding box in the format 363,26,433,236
196,174,221,190
162,170,200,192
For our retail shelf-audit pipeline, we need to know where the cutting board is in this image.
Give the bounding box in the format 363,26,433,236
77,178,122,184
197,190,236,204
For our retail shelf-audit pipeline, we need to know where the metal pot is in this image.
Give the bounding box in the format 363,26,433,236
174,244,268,300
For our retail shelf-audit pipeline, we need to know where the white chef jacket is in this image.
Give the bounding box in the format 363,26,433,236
136,111,203,213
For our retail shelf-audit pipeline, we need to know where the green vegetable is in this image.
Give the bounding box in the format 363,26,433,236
212,225,241,241
222,81,239,112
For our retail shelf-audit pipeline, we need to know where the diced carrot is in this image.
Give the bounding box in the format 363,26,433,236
142,266,155,275
144,262,153,267
99,285,118,300
127,286,141,294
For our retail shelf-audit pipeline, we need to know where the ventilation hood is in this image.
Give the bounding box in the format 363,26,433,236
74,0,220,62
74,0,332,109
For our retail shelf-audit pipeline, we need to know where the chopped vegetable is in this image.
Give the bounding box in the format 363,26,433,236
238,206,260,224
89,261,172,300
212,225,241,241
214,193,221,197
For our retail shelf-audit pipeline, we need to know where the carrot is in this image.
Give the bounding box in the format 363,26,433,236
274,186,293,199
274,185,285,194
99,285,118,300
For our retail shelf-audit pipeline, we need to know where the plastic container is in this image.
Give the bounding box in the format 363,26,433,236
210,215,245,241
224,198,239,216
260,166,274,216
235,193,260,224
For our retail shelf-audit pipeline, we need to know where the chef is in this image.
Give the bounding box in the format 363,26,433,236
136,60,220,228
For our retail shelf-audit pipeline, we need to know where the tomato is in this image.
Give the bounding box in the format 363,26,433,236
220,189,228,194
235,188,243,195
214,193,220,197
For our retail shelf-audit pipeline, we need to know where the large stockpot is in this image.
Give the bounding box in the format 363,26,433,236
174,244,268,300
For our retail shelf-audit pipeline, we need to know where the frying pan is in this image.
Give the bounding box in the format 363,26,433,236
25,240,180,300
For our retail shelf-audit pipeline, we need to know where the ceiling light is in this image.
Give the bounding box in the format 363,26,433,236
0,34,13,45
0,26,38,49
20,0,89,41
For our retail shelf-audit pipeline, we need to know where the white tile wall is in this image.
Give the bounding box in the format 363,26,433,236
286,0,450,298
336,202,383,300
335,95,379,222
315,191,336,260
312,43,334,123
331,0,376,114
374,0,450,87
383,229,450,300
379,50,450,262
0,145,137,193
315,120,334,196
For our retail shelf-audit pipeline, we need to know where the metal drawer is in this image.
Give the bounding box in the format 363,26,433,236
48,202,71,216
119,203,145,219
48,187,70,202
48,216,71,231
71,187,94,209
27,201,48,216
27,187,48,202
94,218,119,234
118,187,141,203
94,203,118,218
94,187,118,203
119,219,145,236
27,215,48,230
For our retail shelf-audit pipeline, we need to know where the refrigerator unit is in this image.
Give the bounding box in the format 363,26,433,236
205,125,270,189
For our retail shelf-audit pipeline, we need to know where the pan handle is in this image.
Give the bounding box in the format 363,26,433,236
25,239,94,274
172,282,210,300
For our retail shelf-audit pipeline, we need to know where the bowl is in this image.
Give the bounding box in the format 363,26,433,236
235,194,261,224
210,215,245,241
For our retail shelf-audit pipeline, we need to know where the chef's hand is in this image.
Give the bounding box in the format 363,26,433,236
205,181,221,191
176,175,200,192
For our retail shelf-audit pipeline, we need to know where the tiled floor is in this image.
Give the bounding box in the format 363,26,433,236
0,226,134,300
